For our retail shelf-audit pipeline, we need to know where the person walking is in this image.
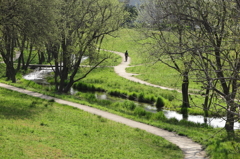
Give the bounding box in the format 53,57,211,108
125,50,128,62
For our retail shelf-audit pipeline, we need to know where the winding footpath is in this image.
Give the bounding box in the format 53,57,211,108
111,50,181,93
0,51,207,159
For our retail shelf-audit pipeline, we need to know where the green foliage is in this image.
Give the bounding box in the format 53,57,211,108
160,91,176,101
108,89,128,98
122,100,136,111
124,5,138,27
156,97,165,110
134,107,147,117
128,92,137,100
108,89,156,104
138,92,145,102
152,111,167,121
85,93,97,102
73,82,104,92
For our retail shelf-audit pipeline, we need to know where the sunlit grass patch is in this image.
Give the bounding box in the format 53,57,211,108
0,87,183,159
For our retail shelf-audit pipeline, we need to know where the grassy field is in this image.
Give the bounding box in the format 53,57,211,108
0,87,183,159
1,78,239,159
0,28,240,158
101,28,232,116
102,29,203,90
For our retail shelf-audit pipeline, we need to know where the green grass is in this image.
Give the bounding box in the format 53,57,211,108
1,81,240,159
102,28,148,65
0,87,183,159
100,28,227,116
102,28,203,90
75,66,220,116
1,28,240,158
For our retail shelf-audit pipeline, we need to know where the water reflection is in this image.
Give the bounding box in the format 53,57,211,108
97,93,240,130
145,105,240,129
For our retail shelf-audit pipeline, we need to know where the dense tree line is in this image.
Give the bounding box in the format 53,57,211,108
0,0,127,92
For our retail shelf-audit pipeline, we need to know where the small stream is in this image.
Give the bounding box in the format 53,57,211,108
23,67,240,130
94,92,240,129
23,67,53,84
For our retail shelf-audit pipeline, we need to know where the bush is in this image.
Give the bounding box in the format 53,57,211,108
134,107,146,116
156,97,165,110
98,100,112,107
108,89,128,98
85,93,96,102
129,92,137,100
73,82,104,92
108,89,121,96
160,91,176,101
123,101,136,111
168,118,179,124
138,92,145,102
152,111,167,121
137,93,155,104
145,112,152,120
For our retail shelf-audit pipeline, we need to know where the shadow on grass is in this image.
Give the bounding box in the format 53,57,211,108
0,101,49,120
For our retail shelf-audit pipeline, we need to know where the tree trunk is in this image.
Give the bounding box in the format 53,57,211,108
181,71,189,119
6,64,16,83
38,51,45,64
203,87,210,123
225,101,236,136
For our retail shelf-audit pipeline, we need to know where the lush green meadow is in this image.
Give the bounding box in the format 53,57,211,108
0,70,240,159
102,29,203,91
0,87,183,159
0,28,240,158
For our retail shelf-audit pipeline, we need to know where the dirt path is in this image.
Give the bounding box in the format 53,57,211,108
107,50,182,93
0,50,208,159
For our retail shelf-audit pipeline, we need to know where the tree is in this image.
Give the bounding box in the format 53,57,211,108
16,0,58,70
0,0,21,82
138,0,240,134
137,0,194,118
47,0,127,93
0,0,58,82
124,5,138,26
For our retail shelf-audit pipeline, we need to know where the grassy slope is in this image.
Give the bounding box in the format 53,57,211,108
0,87,183,159
100,28,228,116
0,28,239,159
102,28,202,90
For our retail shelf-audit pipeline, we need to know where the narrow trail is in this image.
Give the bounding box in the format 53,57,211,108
0,50,207,159
108,50,182,93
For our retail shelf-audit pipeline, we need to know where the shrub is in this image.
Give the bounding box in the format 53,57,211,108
98,100,112,106
152,111,167,121
108,89,121,96
123,101,136,111
144,95,155,104
108,89,127,98
168,118,179,124
145,112,152,120
138,92,145,102
128,92,137,100
150,96,156,103
134,107,146,116
85,93,96,102
160,91,176,101
119,91,128,99
156,97,165,110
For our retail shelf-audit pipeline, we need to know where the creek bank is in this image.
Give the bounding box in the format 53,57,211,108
93,91,240,129
23,66,240,130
